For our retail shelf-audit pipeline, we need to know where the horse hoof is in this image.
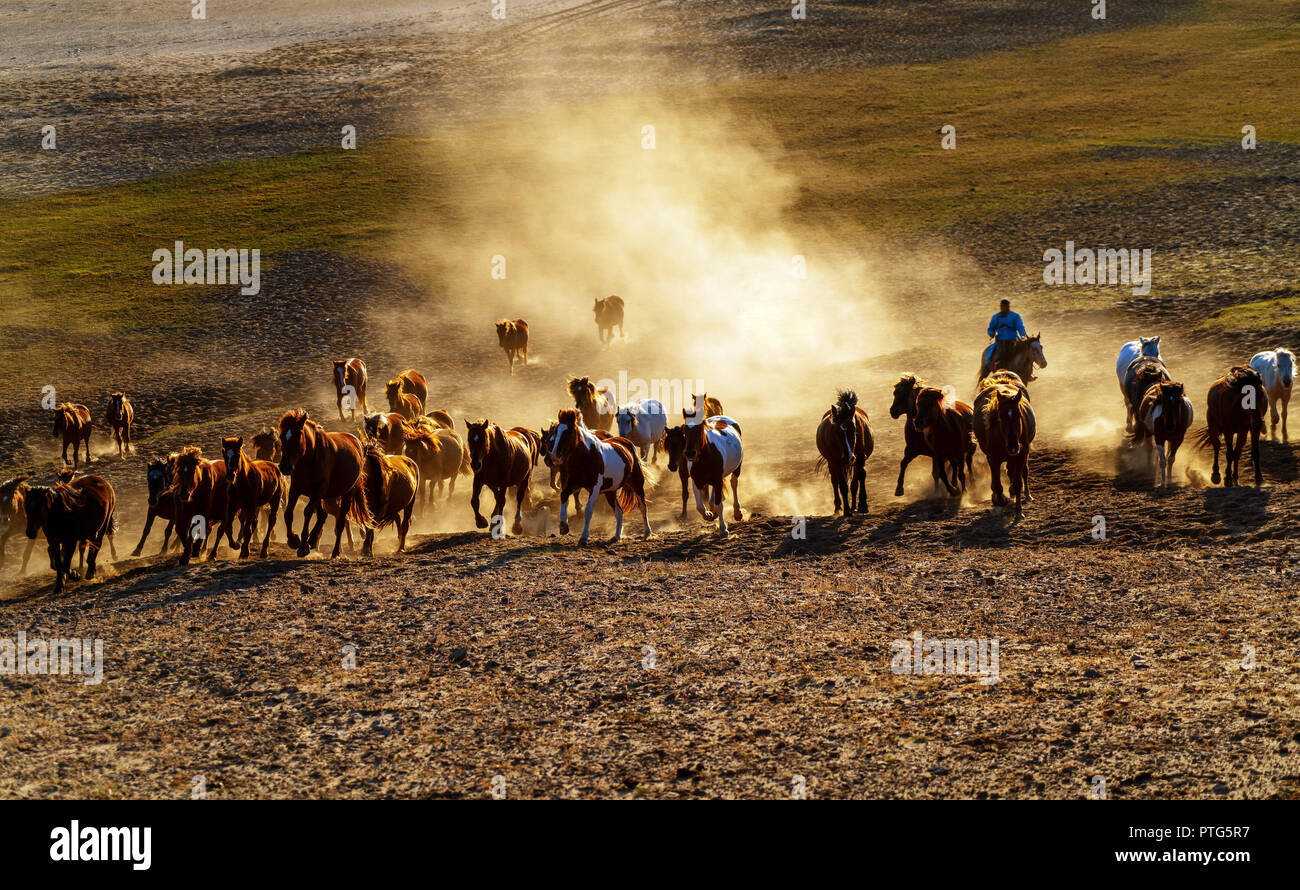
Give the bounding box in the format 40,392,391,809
893,487,904,497
296,545,311,557
558,524,569,536
578,536,590,546
475,515,489,529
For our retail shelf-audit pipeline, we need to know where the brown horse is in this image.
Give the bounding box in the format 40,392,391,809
278,409,371,557
548,409,651,543
568,376,617,432
1198,365,1266,487
496,319,530,374
385,379,422,421
1122,356,1171,427
403,427,470,511
912,386,976,496
427,409,454,430
973,373,1036,517
463,419,536,535
889,374,960,497
53,402,93,467
662,426,692,518
358,445,419,556
1132,381,1193,488
129,453,182,557
683,416,744,536
594,295,625,345
816,390,874,514
332,358,368,422
105,392,134,458
251,428,280,462
365,412,410,454
24,475,116,595
221,436,284,559
0,475,39,572
977,335,1047,386
173,446,233,563
390,368,428,410
683,393,725,425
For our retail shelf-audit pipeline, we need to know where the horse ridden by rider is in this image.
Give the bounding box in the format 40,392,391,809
979,300,1046,385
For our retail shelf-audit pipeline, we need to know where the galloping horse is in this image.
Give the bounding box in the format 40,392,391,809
1122,355,1170,431
251,429,280,462
912,386,976,496
173,446,233,563
888,374,968,497
1199,366,1266,487
24,474,116,595
594,296,625,345
541,420,609,515
1117,337,1162,430
365,412,410,454
53,403,93,467
496,319,530,374
973,372,1036,517
662,426,691,519
548,409,651,544
1250,348,1295,442
105,392,134,458
568,376,617,433
683,393,724,426
358,444,419,556
1131,381,1194,488
130,453,181,557
403,427,470,511
615,398,668,461
427,409,454,430
816,390,874,514
683,416,744,536
390,369,428,411
332,358,368,422
463,419,536,536
0,475,39,572
278,409,370,557
221,436,284,559
385,379,422,421
978,335,1047,386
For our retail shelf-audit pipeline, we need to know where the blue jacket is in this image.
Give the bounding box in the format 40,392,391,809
988,311,1026,341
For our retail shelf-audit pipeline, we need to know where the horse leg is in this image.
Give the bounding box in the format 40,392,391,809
85,540,100,580
361,525,375,557
830,464,842,515
988,458,1007,507
605,491,623,542
61,438,69,466
715,477,729,537
329,495,350,558
679,469,689,518
83,435,91,464
470,476,488,529
578,485,600,544
1269,395,1280,440
298,496,323,556
283,482,303,550
557,481,576,535
1282,390,1290,443
21,536,37,573
131,507,157,557
239,504,254,559
1010,456,1026,518
731,467,743,521
397,502,413,552
337,392,345,423
512,479,527,536
854,458,868,514
894,447,920,497
1252,425,1263,486
161,518,176,553
125,421,132,455
1155,439,1168,487
1209,430,1222,485
692,479,713,521
491,485,509,536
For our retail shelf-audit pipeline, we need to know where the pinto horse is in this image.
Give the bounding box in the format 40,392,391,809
683,416,744,536
1131,381,1194,488
105,392,134,458
24,475,116,595
1117,337,1162,430
1250,348,1295,442
615,398,668,461
403,427,470,511
53,403,93,467
464,419,536,536
683,393,724,426
1198,366,1266,487
358,445,419,556
173,446,234,563
251,428,280,462
568,376,617,432
889,374,965,497
549,409,651,543
541,420,609,515
0,475,40,572
912,386,976,496
332,358,368,423
973,373,1036,517
221,436,284,559
978,335,1047,386
816,390,873,514
278,409,371,557
594,296,625,345
496,319,530,374
1122,356,1170,430
130,453,181,557
385,379,422,421
365,412,410,454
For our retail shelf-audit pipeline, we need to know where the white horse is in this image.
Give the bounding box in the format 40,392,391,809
615,399,668,461
1250,348,1295,441
1116,336,1162,430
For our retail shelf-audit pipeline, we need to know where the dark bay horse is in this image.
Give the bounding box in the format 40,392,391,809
278,409,371,557
221,436,284,559
815,390,874,514
358,445,419,556
105,392,134,458
889,374,965,497
464,419,536,535
912,386,976,496
332,358,368,422
594,295,625,345
1132,380,1193,488
130,453,181,557
24,474,116,594
977,335,1047,386
496,319,530,374
548,409,651,543
0,475,39,572
973,372,1036,517
174,446,233,563
568,376,617,432
1198,365,1266,487
53,403,93,467
663,426,691,518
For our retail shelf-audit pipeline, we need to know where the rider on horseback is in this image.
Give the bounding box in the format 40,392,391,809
987,299,1027,374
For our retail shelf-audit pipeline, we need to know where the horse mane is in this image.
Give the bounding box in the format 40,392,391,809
567,376,593,403
278,408,308,429
179,445,203,461
835,389,858,412
1223,365,1261,388
403,427,440,452
0,474,31,498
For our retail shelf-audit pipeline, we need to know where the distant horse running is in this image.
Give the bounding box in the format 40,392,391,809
1250,348,1295,442
1131,381,1194,488
278,409,370,557
24,474,116,595
251,429,280,462
1198,366,1266,487
816,390,874,514
130,453,181,557
365,412,410,454
973,371,1036,517
912,386,976,496
548,409,651,544
390,369,428,411
385,379,423,421
496,319,530,374
888,374,968,497
683,393,724,426
568,376,617,433
358,445,419,556
1122,355,1170,432
221,436,285,559
332,358,369,422
0,475,39,572
978,335,1047,386
594,296,625,345
683,416,744,536
53,403,93,467
105,392,134,458
173,446,233,563
615,398,668,461
464,419,536,536
1116,337,1162,430
403,427,470,512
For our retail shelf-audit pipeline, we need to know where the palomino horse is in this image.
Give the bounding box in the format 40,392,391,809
548,409,651,544
0,475,40,572
496,319,529,374
568,376,617,433
683,393,724,426
913,386,976,496
1250,348,1295,442
615,398,668,461
816,390,874,514
1132,381,1194,488
358,444,419,556
130,453,181,557
173,446,234,563
220,436,284,559
278,409,370,557
385,379,422,421
105,392,134,458
973,371,1036,517
403,427,470,512
683,416,744,536
594,296,625,345
889,374,968,497
463,419,536,535
365,412,410,454
251,429,280,462
1122,356,1170,431
390,369,428,411
53,403,93,467
332,358,368,422
1199,366,1266,487
978,335,1047,386
1117,337,1162,430
24,475,116,595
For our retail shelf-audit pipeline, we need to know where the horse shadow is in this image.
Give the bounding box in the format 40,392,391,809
1202,485,1271,530
1259,439,1299,482
850,496,965,549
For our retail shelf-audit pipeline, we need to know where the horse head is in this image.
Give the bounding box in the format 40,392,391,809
175,446,206,502
221,436,244,482
52,404,73,437
495,320,513,345
0,475,30,525
332,360,349,388
994,388,1025,456
145,457,171,507
278,409,311,475
549,410,582,464
683,419,708,462
664,426,686,472
615,408,636,438
912,388,944,434
108,392,126,422
1027,334,1047,369
1140,335,1161,358
1155,382,1185,425
831,390,859,463
1276,348,1295,389
889,375,918,420
464,418,492,473
23,485,56,540
251,429,279,461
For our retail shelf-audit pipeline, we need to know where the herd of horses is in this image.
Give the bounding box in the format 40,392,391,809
0,320,1295,595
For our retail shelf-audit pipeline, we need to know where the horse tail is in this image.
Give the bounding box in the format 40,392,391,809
618,447,648,514
352,451,383,531
458,439,472,476
1191,425,1216,451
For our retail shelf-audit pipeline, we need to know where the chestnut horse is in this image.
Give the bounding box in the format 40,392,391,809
496,319,530,374
816,390,874,514
427,409,454,430
912,386,976,496
105,392,134,458
549,409,651,543
251,428,280,462
568,376,617,432
53,403,93,467
1198,365,1266,487
173,446,233,563
1131,380,1194,488
683,416,744,536
683,393,724,426
221,436,284,559
0,475,39,572
279,409,371,557
130,453,181,557
365,412,410,454
358,444,419,556
594,295,625,345
385,379,422,421
332,358,368,422
463,419,536,535
390,368,428,411
973,372,1036,517
24,474,116,595
403,426,470,511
